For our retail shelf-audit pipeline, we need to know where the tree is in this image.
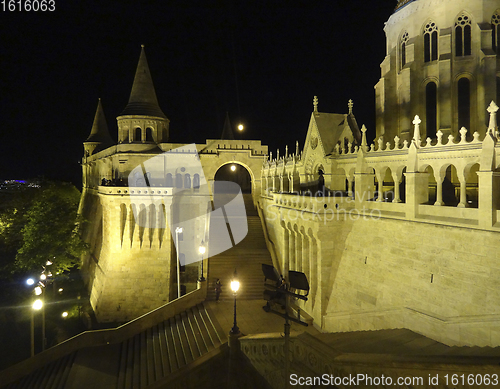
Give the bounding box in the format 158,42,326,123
13,181,87,274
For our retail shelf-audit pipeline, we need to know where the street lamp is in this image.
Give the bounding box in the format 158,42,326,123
230,270,240,335
199,241,206,282
175,227,183,298
31,298,43,357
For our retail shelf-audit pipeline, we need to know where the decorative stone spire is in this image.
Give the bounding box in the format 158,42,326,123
295,140,299,156
487,100,499,136
220,112,235,140
360,125,368,152
313,96,318,113
120,45,166,118
412,115,422,145
348,99,353,115
84,99,114,155
285,145,288,158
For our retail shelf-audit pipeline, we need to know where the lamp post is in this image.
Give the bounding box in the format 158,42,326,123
230,270,240,335
175,227,183,298
198,241,206,282
31,298,43,357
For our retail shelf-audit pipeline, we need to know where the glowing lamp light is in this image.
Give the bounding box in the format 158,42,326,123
40,274,47,281
62,312,68,318
199,245,206,255
32,299,43,310
237,124,244,131
34,286,43,296
230,280,240,293
230,165,236,172
26,278,35,286
58,288,63,293
46,260,53,266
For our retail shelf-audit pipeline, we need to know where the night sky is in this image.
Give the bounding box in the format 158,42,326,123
1,0,397,187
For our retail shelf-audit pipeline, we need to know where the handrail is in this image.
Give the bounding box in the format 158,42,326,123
0,281,207,387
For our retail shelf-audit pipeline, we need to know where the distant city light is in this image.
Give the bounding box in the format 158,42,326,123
26,278,35,286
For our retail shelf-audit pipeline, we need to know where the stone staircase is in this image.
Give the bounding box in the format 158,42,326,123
206,194,273,301
3,303,227,389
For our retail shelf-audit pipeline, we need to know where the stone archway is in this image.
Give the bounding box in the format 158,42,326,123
214,162,252,193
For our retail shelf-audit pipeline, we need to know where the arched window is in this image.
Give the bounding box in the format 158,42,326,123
400,31,409,68
457,77,471,133
455,13,472,56
184,174,191,188
424,21,438,62
145,127,154,142
426,82,437,138
135,128,142,142
166,173,173,187
492,11,500,53
193,174,200,189
175,173,183,188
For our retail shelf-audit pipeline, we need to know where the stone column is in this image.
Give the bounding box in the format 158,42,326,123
434,171,445,206
457,173,467,208
392,172,402,203
288,225,295,271
294,226,302,273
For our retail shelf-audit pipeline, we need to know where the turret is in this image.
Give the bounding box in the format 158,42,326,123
117,45,169,144
84,98,113,157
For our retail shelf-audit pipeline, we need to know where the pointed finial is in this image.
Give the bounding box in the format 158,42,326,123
487,100,499,135
141,44,145,48
361,125,368,151
348,99,353,115
313,96,318,112
295,140,299,155
413,115,422,144
285,145,288,158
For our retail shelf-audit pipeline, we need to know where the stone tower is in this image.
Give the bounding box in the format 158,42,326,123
80,47,175,323
376,0,500,142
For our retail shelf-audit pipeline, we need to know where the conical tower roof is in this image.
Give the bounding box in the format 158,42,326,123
120,46,166,118
220,112,235,140
85,99,114,145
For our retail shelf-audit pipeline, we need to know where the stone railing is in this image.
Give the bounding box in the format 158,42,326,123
0,283,207,387
240,332,500,389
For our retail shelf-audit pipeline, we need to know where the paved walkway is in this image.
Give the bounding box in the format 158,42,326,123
206,299,320,337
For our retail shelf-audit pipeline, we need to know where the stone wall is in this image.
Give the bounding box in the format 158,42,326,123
259,194,500,346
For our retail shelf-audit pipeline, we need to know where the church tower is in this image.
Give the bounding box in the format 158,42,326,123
375,0,499,142
117,45,170,145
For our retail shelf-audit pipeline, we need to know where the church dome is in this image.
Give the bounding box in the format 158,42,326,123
395,0,418,12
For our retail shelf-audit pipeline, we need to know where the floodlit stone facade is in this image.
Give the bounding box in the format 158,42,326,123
79,48,267,322
259,0,500,346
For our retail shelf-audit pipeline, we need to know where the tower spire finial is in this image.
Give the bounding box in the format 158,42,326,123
313,96,318,112
119,46,166,118
348,99,353,115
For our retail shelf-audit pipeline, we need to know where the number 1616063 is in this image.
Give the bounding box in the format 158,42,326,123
1,0,55,11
